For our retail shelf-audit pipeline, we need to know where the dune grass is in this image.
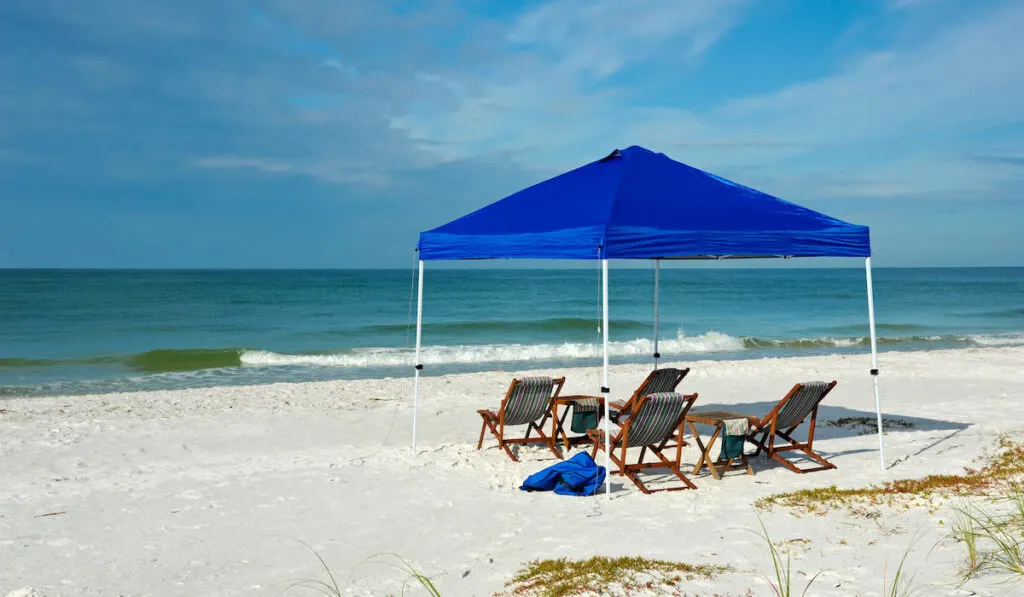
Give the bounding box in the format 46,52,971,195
504,556,731,597
756,437,1024,514
284,437,1024,596
951,484,1024,583
883,539,919,597
287,544,440,597
753,517,819,597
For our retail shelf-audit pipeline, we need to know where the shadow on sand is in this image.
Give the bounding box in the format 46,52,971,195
684,400,970,475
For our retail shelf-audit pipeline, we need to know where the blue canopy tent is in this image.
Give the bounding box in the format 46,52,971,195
414,146,884,492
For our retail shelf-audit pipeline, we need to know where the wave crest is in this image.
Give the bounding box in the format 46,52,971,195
7,332,1024,375
239,331,1024,369
240,331,746,368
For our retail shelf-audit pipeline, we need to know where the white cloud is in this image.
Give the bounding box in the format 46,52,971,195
191,156,393,186
888,0,935,10
508,0,749,78
389,0,1024,202
706,6,1024,145
6,0,1023,204
385,0,751,165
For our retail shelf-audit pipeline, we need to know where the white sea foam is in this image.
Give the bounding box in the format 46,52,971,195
237,331,1024,369
966,333,1024,347
240,330,747,368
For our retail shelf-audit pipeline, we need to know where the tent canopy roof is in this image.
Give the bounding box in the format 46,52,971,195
418,146,870,260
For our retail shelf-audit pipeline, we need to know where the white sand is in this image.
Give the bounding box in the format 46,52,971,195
2,347,1024,596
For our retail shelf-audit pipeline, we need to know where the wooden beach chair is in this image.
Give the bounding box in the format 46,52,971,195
588,392,699,494
747,381,838,474
477,377,565,462
608,367,690,423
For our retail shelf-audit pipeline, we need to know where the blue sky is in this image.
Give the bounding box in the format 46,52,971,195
0,0,1022,268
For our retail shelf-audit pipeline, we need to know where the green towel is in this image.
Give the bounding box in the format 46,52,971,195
570,399,601,433
571,410,599,433
718,418,749,461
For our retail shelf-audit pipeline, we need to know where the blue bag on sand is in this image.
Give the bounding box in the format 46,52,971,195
519,452,607,496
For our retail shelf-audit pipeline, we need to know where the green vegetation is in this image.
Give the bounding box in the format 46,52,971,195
287,544,440,597
757,438,1024,514
754,517,819,597
883,540,918,597
284,438,1024,596
504,556,731,597
952,485,1024,583
953,504,983,577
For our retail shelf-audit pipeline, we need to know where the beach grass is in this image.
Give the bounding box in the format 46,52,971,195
883,540,918,597
753,516,818,597
288,545,440,597
756,437,1024,514
503,556,731,597
952,503,983,577
951,484,1024,583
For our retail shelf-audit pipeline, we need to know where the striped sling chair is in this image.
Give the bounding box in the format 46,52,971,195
588,392,699,494
477,377,565,462
608,367,690,424
747,381,838,474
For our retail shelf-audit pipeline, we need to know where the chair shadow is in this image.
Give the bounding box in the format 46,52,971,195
680,401,970,473
506,401,971,485
687,400,969,443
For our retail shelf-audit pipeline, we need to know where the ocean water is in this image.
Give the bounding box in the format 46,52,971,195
1,267,1023,397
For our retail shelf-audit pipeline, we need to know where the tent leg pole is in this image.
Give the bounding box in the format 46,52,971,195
653,259,660,370
602,258,611,496
865,257,885,471
413,260,424,453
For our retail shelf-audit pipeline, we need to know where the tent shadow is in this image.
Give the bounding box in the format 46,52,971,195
681,401,970,471
536,404,970,487
687,400,969,443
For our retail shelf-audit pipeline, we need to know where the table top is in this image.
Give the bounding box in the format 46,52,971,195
554,395,605,403
686,410,759,425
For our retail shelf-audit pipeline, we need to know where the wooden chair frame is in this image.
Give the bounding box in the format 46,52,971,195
477,377,565,462
747,380,838,474
589,392,699,494
608,367,690,424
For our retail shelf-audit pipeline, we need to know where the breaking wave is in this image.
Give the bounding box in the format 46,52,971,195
5,332,1023,376
239,331,1024,369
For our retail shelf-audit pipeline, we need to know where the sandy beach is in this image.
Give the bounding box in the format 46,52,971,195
3,346,1024,596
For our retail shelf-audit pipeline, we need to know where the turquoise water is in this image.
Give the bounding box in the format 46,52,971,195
1,268,1023,396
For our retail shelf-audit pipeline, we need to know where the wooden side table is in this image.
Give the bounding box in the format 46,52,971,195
685,410,759,479
551,395,606,450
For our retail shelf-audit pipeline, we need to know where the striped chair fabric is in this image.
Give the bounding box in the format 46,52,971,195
775,381,831,430
572,397,602,413
642,368,684,394
619,392,688,448
502,376,555,426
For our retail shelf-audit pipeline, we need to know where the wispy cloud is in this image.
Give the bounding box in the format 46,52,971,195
508,0,749,78
191,156,394,186
971,154,1024,168
3,1,1023,200
3,0,1023,266
887,0,935,10
709,6,1024,144
388,0,1024,202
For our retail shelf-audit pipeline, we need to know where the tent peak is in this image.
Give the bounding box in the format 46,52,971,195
418,144,871,260
600,145,663,163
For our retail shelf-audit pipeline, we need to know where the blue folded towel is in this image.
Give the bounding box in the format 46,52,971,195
519,452,607,496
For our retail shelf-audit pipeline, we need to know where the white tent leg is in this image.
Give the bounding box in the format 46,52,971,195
413,260,424,452
653,259,661,369
602,259,611,496
865,257,885,471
